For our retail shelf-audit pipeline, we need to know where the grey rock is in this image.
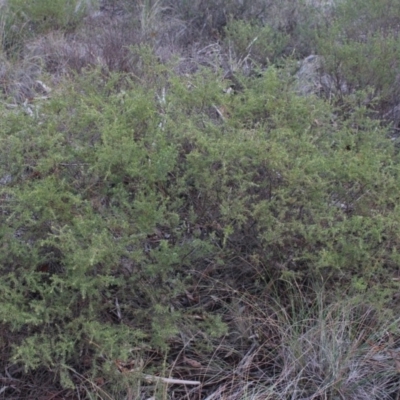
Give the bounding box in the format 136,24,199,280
294,54,348,97
0,174,12,185
294,55,325,96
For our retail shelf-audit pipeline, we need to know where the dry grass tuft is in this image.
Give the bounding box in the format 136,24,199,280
0,54,43,103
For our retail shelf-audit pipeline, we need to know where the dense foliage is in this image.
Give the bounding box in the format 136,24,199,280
1,0,400,398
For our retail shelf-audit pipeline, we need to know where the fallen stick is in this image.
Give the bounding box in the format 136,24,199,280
142,374,201,386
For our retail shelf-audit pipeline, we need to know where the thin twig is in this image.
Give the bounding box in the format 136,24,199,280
142,374,201,386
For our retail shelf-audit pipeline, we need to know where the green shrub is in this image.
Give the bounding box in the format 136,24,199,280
317,0,400,110
3,1,400,397
8,0,94,34
163,0,327,57
224,20,289,66
0,0,95,59
0,3,25,57
1,54,400,396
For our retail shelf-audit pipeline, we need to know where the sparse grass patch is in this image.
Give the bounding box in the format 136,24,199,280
270,295,400,399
